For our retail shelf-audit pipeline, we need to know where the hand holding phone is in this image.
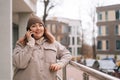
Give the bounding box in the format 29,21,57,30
25,30,35,47
25,30,34,40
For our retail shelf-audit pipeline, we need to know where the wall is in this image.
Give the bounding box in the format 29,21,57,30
0,0,12,80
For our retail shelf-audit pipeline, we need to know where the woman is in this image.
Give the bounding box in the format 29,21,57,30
12,14,72,80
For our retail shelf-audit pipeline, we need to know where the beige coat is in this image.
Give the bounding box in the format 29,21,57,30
13,40,72,80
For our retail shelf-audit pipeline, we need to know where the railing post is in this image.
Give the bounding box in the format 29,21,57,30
63,65,67,80
83,72,89,80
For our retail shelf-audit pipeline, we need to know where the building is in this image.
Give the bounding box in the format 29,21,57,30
13,0,38,48
46,17,82,58
0,0,37,80
96,4,120,60
46,20,70,48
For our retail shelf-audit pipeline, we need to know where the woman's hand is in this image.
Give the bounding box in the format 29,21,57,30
25,30,34,40
49,63,62,72
16,30,34,46
25,30,35,47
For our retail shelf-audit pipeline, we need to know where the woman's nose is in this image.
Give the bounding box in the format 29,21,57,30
36,25,40,29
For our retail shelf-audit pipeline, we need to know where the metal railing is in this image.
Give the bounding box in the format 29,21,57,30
57,61,120,80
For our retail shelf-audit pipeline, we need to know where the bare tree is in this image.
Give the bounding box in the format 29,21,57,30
39,0,62,24
85,0,97,59
82,43,93,58
80,0,98,59
92,11,97,59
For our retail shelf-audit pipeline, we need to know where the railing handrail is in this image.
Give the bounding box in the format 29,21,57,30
69,61,120,80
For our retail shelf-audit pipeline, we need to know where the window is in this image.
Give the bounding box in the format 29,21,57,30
62,25,69,33
77,47,81,55
106,40,109,50
70,26,76,35
116,40,120,50
97,40,102,50
69,26,72,35
77,26,80,35
105,11,108,20
97,40,109,50
72,37,74,45
98,26,102,36
115,25,119,35
98,26,108,36
98,12,102,21
116,10,120,20
77,37,80,45
115,24,120,35
106,26,108,35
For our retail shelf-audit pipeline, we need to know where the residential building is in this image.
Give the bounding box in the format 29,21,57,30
46,17,82,58
46,20,70,48
96,4,120,60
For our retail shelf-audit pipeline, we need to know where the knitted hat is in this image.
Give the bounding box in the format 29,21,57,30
26,14,44,31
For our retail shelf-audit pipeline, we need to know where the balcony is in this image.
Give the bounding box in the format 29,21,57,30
57,61,120,80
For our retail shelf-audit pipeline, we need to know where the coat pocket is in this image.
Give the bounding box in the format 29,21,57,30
44,47,57,63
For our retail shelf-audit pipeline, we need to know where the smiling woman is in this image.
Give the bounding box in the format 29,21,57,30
12,14,72,80
26,15,45,40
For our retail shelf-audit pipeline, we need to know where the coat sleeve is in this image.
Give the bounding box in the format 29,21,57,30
55,41,72,67
12,43,34,69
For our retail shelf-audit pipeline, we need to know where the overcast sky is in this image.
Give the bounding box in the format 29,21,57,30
37,0,120,20
37,0,120,45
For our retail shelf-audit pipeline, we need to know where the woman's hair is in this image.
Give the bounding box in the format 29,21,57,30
44,27,55,43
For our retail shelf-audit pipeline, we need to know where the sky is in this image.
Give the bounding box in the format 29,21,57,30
37,0,120,45
37,0,120,20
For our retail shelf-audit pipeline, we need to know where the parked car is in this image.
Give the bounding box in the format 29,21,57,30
98,60,116,75
114,61,120,78
81,59,116,75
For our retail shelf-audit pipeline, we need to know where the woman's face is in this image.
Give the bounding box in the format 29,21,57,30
30,23,44,40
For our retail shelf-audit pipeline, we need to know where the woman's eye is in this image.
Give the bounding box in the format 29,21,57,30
31,25,36,27
39,24,43,27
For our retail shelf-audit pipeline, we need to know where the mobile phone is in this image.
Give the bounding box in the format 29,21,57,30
31,34,34,38
29,29,34,38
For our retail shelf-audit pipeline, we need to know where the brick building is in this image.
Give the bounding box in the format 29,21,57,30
96,4,120,60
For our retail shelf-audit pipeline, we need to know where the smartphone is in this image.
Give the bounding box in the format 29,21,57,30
29,29,34,38
31,34,34,38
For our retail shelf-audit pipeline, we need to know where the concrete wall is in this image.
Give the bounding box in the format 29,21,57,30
19,13,31,37
0,0,12,80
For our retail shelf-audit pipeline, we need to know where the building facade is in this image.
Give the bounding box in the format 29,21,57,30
46,18,82,58
46,20,70,47
96,4,120,60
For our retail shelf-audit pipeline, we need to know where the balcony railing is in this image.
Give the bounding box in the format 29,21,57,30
57,61,120,80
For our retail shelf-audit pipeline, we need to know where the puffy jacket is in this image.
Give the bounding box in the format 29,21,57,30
13,39,72,80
